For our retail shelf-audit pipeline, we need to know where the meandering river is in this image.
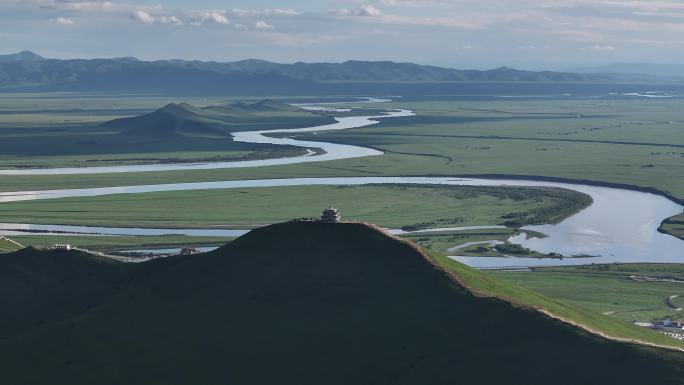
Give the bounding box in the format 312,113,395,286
0,109,413,175
0,101,681,267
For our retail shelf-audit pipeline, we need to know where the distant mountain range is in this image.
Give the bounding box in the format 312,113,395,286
568,63,684,78
0,51,640,95
0,50,45,63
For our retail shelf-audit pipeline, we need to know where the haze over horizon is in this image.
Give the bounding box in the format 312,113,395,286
3,0,684,70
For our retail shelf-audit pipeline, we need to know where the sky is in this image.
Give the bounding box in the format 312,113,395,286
2,0,684,69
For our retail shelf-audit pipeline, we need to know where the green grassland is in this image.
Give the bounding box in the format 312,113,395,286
432,252,684,349
0,237,22,253
0,184,590,254
403,228,511,253
8,235,232,253
1,222,683,384
0,95,331,168
0,184,589,229
493,264,684,323
0,97,681,205
661,213,684,240
289,98,684,197
402,228,554,258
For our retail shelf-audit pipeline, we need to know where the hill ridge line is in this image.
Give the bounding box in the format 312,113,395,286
356,222,684,352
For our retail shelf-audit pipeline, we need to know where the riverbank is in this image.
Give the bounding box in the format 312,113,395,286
0,176,681,267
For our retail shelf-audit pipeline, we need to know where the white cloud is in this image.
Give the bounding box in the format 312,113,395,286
583,44,616,51
330,9,351,16
332,5,486,29
269,9,299,16
54,17,74,25
190,11,229,26
14,0,159,14
255,20,275,30
131,10,154,23
267,32,346,47
378,0,450,7
38,0,119,12
130,10,182,26
4,0,684,66
231,8,299,17
359,5,383,17
377,14,487,29
331,5,383,17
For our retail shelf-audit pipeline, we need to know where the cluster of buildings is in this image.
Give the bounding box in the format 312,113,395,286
180,247,199,255
636,317,684,340
629,275,684,283
664,332,684,341
650,317,684,331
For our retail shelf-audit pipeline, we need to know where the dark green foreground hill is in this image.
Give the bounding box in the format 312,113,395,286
1,222,684,385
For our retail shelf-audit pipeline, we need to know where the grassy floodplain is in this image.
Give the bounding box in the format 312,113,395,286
0,184,589,229
661,215,684,240
0,237,22,253
6,235,232,253
0,93,681,251
0,95,682,203
0,182,591,255
493,264,684,323
0,184,591,255
433,252,684,349
0,93,331,168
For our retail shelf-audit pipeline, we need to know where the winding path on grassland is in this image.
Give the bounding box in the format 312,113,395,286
0,102,682,268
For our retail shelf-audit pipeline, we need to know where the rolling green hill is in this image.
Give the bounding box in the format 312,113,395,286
1,222,683,384
103,99,334,137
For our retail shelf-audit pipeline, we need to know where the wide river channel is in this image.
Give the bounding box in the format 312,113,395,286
0,102,682,267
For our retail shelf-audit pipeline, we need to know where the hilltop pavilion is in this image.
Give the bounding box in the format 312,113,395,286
320,207,341,223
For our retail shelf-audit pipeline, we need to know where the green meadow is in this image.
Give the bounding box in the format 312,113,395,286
662,215,684,240
6,235,232,253
0,96,682,203
0,183,589,257
0,184,589,229
0,94,329,168
0,237,22,253
494,264,684,323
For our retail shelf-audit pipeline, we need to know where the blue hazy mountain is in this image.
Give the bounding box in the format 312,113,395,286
0,51,626,95
568,62,684,79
